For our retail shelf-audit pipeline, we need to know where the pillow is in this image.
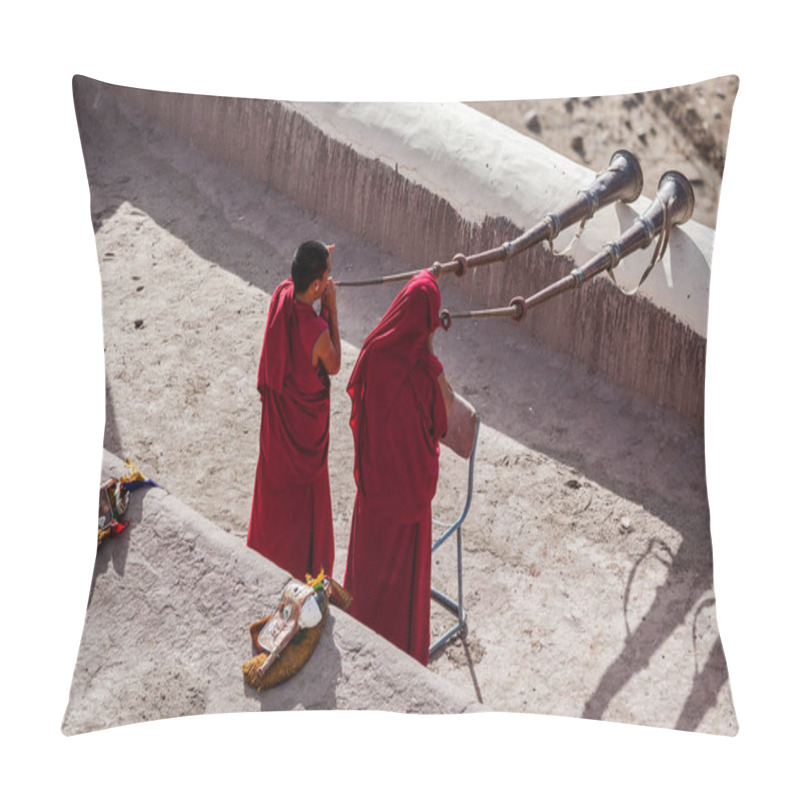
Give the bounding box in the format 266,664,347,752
64,74,738,738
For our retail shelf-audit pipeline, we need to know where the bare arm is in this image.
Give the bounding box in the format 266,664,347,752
426,329,453,414
314,277,341,375
438,370,454,415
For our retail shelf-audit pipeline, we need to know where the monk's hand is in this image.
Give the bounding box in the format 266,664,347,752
322,277,337,311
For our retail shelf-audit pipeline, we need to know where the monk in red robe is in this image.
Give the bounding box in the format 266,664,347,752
247,241,341,580
343,270,454,665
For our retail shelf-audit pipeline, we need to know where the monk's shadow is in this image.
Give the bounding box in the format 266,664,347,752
582,536,733,732
675,596,732,733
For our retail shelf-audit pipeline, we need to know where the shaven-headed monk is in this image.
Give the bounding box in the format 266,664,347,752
247,241,341,580
343,270,454,665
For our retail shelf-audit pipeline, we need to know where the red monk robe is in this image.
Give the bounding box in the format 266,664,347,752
247,278,335,580
343,270,449,665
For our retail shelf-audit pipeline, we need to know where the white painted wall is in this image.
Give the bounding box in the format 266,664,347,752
291,101,714,337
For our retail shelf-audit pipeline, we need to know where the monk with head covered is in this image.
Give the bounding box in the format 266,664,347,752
343,270,454,665
247,240,341,580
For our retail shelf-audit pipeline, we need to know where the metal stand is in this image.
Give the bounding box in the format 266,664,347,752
430,397,480,659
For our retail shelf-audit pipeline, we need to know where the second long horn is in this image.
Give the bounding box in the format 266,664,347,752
439,170,695,328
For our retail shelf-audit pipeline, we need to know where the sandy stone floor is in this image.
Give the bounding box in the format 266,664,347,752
78,85,736,734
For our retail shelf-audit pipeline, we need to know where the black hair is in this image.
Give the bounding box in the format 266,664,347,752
291,240,330,293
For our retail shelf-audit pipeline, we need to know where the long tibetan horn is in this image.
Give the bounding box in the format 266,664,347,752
335,150,643,287
439,170,694,329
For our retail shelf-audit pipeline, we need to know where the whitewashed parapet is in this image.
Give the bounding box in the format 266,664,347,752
292,100,713,340
62,451,485,734
80,77,711,424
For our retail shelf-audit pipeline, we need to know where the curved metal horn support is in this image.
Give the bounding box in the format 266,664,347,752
336,150,644,288
439,170,694,328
